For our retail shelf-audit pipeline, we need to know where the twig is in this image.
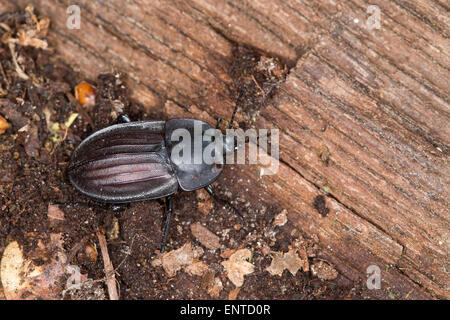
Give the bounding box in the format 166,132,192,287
97,230,119,300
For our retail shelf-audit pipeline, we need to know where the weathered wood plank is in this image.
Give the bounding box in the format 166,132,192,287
3,0,448,298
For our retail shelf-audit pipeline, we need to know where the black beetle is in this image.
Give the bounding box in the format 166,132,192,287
64,94,246,252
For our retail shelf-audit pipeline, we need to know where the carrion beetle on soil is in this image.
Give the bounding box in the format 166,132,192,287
56,93,260,252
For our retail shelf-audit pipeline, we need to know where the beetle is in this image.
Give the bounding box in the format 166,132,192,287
63,94,246,252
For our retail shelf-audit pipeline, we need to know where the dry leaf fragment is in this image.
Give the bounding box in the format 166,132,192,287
190,222,221,250
311,261,338,280
265,252,285,276
0,242,27,299
228,287,241,300
63,278,105,300
75,82,96,107
47,203,65,221
200,270,215,290
266,248,303,276
24,124,40,158
297,247,310,272
221,249,254,287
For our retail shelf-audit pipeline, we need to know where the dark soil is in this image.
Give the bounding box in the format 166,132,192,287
0,8,365,300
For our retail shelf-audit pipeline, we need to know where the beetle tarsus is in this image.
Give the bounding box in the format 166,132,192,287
160,195,174,253
66,92,248,250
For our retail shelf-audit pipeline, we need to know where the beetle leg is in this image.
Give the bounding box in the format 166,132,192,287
50,201,128,212
160,195,174,253
117,114,131,124
204,185,244,220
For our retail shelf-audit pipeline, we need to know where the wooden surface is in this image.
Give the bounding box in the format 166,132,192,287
1,0,448,299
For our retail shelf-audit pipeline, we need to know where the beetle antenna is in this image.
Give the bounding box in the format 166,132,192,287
228,89,245,129
50,201,127,212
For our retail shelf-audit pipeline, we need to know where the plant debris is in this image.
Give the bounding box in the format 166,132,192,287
24,124,40,158
0,115,11,134
184,261,209,277
228,46,289,126
207,277,223,298
228,287,241,300
0,5,50,83
195,189,214,215
273,209,288,227
0,6,363,299
75,82,96,107
47,203,65,221
221,248,254,287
